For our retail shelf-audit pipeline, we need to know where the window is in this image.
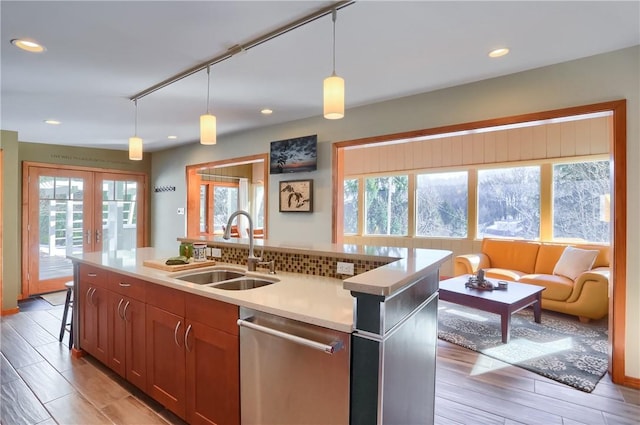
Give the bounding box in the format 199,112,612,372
416,171,468,237
553,160,610,243
343,179,358,234
477,166,540,239
365,175,408,235
213,185,239,233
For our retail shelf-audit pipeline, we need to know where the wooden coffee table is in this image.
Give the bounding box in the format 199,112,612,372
439,275,545,343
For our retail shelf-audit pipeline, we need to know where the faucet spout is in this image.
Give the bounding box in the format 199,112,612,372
223,210,261,271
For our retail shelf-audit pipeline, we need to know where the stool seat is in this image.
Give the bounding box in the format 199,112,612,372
59,281,74,349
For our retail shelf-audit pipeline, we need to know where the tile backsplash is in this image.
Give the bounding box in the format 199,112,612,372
210,245,390,279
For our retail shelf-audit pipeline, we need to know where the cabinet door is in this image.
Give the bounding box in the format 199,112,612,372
78,281,108,364
107,292,126,378
124,297,146,391
186,320,239,425
146,304,186,419
78,280,95,354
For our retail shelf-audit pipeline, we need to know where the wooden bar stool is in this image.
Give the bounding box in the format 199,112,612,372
58,280,74,349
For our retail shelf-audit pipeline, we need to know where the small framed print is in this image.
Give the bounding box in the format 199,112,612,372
279,179,313,212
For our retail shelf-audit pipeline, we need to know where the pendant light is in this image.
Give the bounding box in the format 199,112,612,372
200,65,217,145
323,8,344,120
129,99,143,161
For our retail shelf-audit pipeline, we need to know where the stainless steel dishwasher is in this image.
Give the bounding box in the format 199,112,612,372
238,308,350,425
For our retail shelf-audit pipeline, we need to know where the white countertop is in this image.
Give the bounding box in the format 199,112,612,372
69,244,451,332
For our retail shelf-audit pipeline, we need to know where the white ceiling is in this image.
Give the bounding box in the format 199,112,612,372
2,1,639,153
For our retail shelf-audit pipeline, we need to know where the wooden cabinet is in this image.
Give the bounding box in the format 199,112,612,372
146,285,187,418
185,294,239,425
77,264,240,424
78,264,108,364
107,272,147,391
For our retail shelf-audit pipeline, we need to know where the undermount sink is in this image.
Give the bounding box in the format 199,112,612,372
212,278,276,291
176,269,245,285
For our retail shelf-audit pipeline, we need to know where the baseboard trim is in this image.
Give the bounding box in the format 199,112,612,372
1,307,20,316
623,375,640,390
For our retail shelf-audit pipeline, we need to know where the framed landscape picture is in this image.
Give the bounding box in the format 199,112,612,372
279,179,313,212
270,134,317,174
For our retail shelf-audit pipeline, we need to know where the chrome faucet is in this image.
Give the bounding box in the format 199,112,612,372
223,210,262,271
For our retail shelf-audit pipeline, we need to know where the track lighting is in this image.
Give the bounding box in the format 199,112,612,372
129,99,143,160
323,8,345,120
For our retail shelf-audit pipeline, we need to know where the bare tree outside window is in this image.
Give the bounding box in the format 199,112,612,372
416,171,468,237
478,166,540,239
343,179,358,234
365,176,408,235
553,160,610,243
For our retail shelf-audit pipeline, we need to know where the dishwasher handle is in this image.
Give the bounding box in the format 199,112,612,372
237,318,343,354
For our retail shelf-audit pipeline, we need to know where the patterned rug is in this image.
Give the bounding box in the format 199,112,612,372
437,301,608,392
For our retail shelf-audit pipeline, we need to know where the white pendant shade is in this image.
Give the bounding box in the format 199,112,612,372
129,136,143,160
323,73,344,119
200,113,217,145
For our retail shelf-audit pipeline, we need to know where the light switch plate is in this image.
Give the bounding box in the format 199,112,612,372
337,261,354,275
177,208,185,215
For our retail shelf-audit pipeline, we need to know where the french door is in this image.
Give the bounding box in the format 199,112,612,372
23,163,146,296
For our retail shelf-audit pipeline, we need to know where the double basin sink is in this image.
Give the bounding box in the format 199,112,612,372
173,268,277,290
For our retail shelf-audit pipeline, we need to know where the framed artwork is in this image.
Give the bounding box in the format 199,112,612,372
270,134,317,174
279,179,313,212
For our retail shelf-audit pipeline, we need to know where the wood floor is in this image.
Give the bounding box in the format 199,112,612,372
2,297,639,425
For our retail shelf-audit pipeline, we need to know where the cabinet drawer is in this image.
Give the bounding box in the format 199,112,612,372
185,293,238,336
78,264,108,287
109,272,147,301
146,284,185,317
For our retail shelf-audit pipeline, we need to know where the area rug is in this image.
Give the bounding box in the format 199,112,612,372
40,290,69,306
437,301,608,392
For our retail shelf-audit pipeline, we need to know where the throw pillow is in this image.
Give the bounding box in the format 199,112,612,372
553,246,599,280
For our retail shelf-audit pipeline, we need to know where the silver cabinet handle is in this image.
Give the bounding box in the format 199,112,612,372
184,324,192,352
117,298,124,320
95,229,101,244
122,301,130,321
86,229,91,244
88,273,97,277
119,282,131,287
174,321,182,347
237,319,343,354
90,288,96,306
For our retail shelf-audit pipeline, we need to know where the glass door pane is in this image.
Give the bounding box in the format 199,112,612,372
38,176,85,280
100,176,141,252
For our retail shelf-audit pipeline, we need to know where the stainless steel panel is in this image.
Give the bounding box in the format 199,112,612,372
240,309,350,425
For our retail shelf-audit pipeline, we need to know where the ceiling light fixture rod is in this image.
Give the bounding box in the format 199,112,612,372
129,0,355,101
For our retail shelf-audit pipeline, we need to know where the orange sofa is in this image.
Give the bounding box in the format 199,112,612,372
454,238,610,322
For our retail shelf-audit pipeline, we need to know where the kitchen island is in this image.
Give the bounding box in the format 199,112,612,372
68,241,451,424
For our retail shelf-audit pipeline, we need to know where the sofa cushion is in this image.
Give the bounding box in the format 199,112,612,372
520,274,574,301
481,239,540,274
534,244,567,274
553,246,599,280
484,268,527,281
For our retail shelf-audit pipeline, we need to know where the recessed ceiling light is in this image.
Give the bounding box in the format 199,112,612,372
488,48,509,58
168,135,177,139
44,119,61,125
261,108,273,115
11,38,46,53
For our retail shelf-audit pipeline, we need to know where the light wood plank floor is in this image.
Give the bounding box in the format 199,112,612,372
2,297,639,425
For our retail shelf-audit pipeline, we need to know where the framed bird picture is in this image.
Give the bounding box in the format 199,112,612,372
279,179,313,212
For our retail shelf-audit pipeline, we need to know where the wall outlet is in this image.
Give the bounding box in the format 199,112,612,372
210,248,222,258
336,261,354,276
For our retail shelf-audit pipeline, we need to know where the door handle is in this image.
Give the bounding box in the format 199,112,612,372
117,298,124,320
86,229,91,244
237,318,344,354
174,321,182,347
184,324,193,352
89,288,96,306
122,301,130,321
95,230,101,243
